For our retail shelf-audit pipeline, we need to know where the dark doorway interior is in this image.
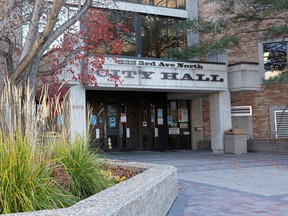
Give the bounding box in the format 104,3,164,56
87,91,168,151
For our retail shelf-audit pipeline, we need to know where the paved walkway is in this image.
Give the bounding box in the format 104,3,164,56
108,150,288,216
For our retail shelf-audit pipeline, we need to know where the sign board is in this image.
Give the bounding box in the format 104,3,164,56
78,57,229,92
120,113,127,123
169,128,180,135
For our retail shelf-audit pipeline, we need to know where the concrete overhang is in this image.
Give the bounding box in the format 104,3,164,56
228,62,261,92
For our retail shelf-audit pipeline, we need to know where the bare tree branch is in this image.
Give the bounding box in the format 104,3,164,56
0,0,24,38
39,0,93,55
20,0,45,61
0,36,14,74
10,0,66,83
9,0,93,85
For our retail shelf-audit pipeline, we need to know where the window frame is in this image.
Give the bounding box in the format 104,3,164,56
117,0,186,9
258,38,288,81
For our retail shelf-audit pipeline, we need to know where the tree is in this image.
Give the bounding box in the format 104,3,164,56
166,0,288,60
0,0,125,92
0,0,127,136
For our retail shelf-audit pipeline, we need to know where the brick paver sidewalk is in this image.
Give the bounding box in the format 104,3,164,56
109,151,288,216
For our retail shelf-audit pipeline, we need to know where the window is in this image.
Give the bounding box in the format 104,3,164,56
141,15,185,58
81,9,186,58
262,41,288,80
274,109,288,138
141,0,185,9
112,11,137,56
120,0,186,9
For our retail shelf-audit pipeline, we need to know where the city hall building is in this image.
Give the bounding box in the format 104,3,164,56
64,0,287,153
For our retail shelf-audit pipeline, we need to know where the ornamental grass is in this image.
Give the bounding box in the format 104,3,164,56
0,80,113,214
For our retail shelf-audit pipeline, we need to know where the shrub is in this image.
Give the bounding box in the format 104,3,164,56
51,136,114,199
0,81,114,214
0,132,78,214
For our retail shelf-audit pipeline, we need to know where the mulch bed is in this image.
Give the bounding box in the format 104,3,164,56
106,165,142,180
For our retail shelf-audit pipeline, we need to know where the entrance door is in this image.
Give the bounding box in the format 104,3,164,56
141,99,156,150
106,101,119,150
167,100,191,149
87,91,168,151
140,95,167,150
106,100,137,151
125,99,139,150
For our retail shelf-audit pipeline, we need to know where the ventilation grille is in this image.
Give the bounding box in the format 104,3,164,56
275,110,288,138
231,106,252,116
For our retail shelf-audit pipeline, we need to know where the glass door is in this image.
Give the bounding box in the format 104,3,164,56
119,102,127,149
89,101,105,150
106,101,119,150
141,100,156,150
167,100,191,149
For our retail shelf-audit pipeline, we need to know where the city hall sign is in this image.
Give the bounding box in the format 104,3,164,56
93,59,225,83
85,57,228,91
96,69,224,82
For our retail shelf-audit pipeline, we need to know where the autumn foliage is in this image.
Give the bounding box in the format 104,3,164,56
39,8,127,90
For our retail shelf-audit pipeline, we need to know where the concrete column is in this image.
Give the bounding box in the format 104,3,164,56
68,84,86,140
191,99,203,150
186,0,199,47
209,91,232,153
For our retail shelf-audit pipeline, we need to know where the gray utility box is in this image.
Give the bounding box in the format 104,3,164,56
224,129,247,154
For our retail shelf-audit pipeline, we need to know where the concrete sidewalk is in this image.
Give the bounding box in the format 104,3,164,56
108,150,288,216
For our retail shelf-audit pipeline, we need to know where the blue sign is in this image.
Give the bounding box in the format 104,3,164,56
109,116,117,128
90,115,97,126
167,115,173,126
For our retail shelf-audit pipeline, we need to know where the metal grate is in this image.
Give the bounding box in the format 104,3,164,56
231,106,252,116
275,110,288,138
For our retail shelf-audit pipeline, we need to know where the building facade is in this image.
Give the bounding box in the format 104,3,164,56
198,0,288,152
65,0,287,153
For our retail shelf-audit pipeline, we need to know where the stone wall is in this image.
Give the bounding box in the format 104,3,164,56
248,139,288,153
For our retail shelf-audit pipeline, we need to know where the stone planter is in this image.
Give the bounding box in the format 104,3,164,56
5,160,178,216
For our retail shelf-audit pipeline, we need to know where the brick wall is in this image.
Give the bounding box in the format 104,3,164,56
201,83,288,140
198,0,287,64
231,83,288,139
202,98,210,140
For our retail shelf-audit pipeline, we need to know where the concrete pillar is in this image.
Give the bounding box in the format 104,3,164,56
209,91,232,153
191,99,203,150
68,84,86,140
186,0,199,47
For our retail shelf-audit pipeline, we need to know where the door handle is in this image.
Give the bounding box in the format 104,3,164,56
104,122,107,138
119,123,123,137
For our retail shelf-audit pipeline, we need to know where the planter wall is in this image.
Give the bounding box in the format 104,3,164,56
5,160,178,216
